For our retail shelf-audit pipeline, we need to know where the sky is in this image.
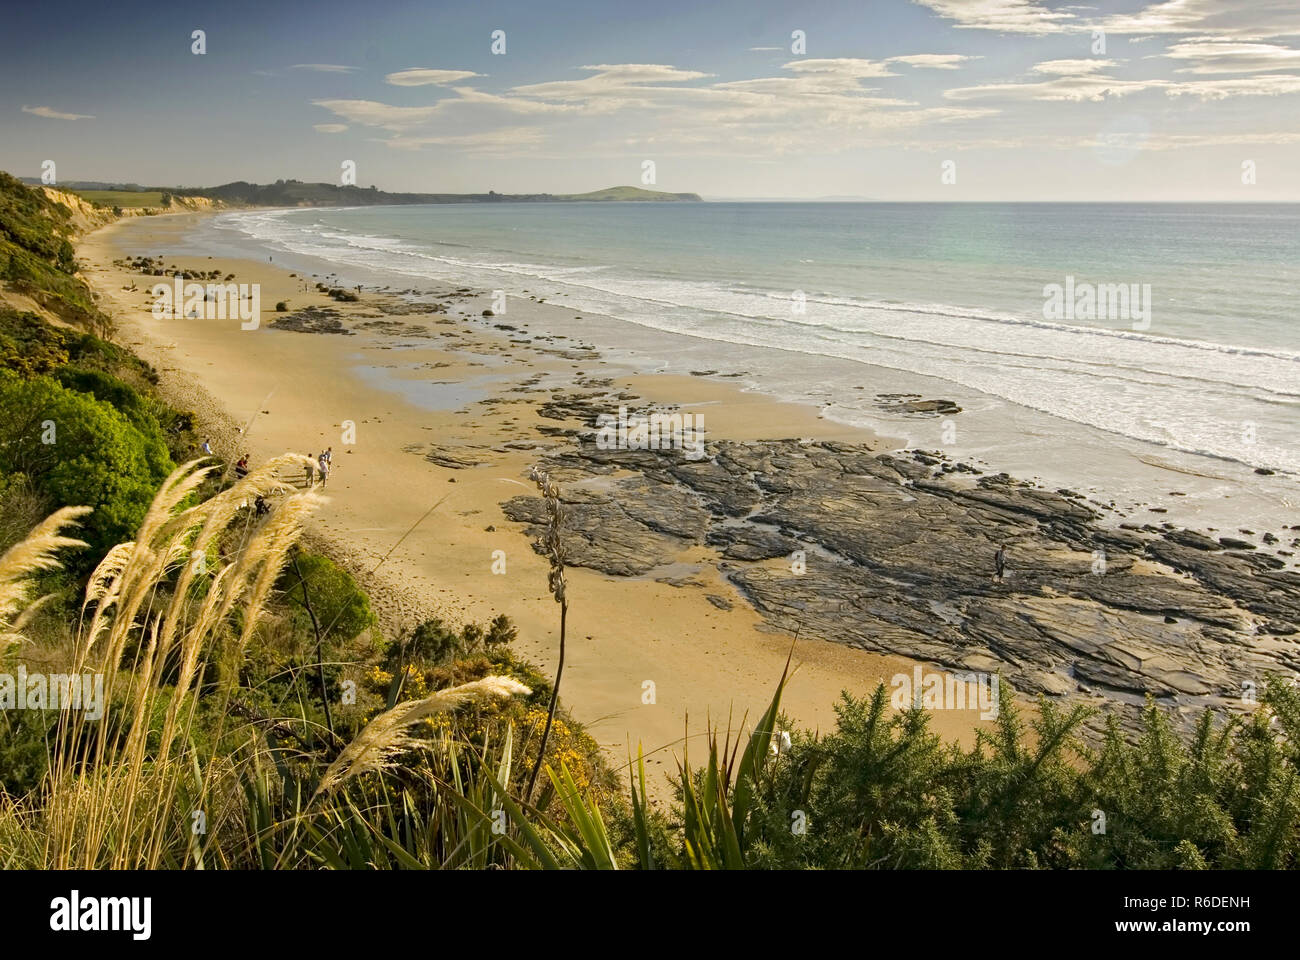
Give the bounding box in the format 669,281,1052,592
2,0,1299,200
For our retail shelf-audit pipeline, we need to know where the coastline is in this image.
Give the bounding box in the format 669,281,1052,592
189,204,1300,541
77,210,1300,798
80,211,1010,799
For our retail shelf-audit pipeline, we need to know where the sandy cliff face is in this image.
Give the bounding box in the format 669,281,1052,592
39,187,115,233
40,187,223,235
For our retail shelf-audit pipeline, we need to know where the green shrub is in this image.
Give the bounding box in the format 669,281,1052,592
0,371,173,555
278,551,376,645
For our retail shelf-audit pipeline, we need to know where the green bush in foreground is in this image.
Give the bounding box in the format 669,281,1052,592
0,371,173,556
540,674,1300,870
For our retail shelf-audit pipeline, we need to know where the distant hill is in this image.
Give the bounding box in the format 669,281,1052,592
17,177,700,207
196,180,700,206
555,186,701,202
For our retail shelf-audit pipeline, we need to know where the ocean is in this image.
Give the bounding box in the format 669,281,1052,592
194,201,1299,486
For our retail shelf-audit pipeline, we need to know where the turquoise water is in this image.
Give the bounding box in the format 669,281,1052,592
211,202,1300,474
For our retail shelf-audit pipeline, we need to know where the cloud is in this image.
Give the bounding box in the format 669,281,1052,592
1163,74,1300,98
22,105,94,120
509,63,714,103
1086,129,1300,149
379,127,546,152
946,63,1300,102
312,52,1296,163
910,0,1076,34
1096,0,1300,39
1163,40,1300,74
887,54,981,69
313,123,348,133
1031,59,1118,75
314,58,1004,159
945,74,1160,102
784,58,898,79
312,99,443,130
386,68,482,86
915,0,1300,40
290,63,358,73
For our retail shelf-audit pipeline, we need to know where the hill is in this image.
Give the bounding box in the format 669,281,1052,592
19,177,701,207
194,180,700,206
556,185,701,201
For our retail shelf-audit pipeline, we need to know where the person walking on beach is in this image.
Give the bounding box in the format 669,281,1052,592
317,451,330,487
994,544,1007,583
234,454,249,479
304,454,316,488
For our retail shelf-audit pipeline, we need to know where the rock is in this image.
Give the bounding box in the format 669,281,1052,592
706,525,796,561
1164,529,1223,551
498,396,1300,738
880,398,962,416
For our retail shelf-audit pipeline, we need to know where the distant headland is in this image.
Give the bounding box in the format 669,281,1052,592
18,177,702,208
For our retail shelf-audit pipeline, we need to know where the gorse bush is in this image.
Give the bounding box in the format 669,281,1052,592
604,676,1300,870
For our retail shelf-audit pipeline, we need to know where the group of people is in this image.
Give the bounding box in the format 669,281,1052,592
305,447,333,487
198,437,335,495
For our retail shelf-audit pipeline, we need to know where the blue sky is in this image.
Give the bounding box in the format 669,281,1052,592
3,0,1299,199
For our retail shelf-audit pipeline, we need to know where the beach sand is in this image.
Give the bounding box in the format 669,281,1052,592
80,212,1005,800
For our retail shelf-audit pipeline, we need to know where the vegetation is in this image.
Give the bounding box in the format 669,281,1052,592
0,370,173,555
0,172,105,328
68,190,166,209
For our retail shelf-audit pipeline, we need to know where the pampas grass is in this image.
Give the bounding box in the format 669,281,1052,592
0,455,542,869
0,458,333,867
313,675,530,800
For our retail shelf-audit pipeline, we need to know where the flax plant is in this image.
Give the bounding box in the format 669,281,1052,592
524,465,568,803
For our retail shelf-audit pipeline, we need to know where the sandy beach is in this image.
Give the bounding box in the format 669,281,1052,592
79,212,1008,797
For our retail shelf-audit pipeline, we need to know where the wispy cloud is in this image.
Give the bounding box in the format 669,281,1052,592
312,99,443,131
1163,39,1300,74
946,64,1300,102
911,0,1075,35
1097,0,1300,39
379,126,546,152
313,123,348,133
22,105,94,120
915,0,1300,40
386,68,482,86
1031,59,1118,75
888,53,981,69
290,63,358,73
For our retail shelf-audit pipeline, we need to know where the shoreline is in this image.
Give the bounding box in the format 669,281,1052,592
80,212,1016,799
191,205,1300,543
77,211,1300,793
